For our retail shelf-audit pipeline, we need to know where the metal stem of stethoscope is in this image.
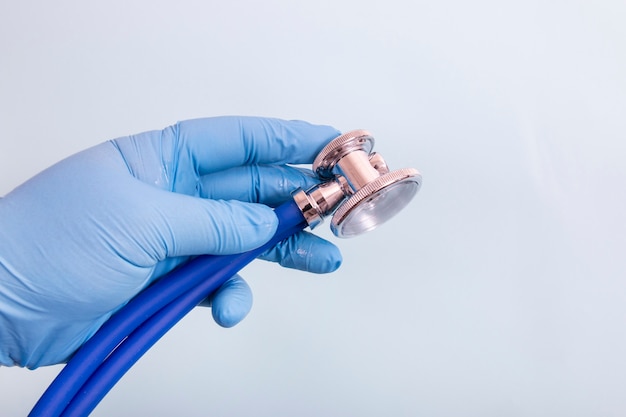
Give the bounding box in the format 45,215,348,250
29,130,422,417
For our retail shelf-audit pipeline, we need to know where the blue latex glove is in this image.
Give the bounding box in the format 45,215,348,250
0,116,342,368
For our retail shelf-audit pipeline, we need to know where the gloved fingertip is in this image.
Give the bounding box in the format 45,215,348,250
294,121,342,156
316,244,343,274
238,202,280,246
209,201,279,254
258,232,343,273
297,121,341,139
212,306,248,328
211,276,253,328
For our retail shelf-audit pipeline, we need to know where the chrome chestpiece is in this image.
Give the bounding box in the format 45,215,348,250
293,129,422,238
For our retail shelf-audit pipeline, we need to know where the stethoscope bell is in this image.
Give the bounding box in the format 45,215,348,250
295,130,422,238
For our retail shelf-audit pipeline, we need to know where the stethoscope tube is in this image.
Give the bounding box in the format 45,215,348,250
30,199,308,417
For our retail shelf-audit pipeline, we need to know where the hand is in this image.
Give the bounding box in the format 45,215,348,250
0,116,342,368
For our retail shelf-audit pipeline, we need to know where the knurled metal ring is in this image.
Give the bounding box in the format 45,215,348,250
313,129,374,179
331,168,421,235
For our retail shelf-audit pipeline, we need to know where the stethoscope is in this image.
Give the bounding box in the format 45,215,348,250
29,129,422,416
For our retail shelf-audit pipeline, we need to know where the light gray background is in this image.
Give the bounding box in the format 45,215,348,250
1,1,625,416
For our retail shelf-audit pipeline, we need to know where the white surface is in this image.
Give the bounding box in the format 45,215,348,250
1,1,625,416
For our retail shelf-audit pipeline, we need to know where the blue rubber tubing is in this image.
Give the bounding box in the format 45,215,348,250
30,199,307,417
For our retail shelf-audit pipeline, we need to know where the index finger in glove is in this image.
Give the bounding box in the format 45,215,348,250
174,116,340,174
113,116,339,195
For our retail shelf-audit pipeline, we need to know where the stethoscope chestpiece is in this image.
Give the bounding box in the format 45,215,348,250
310,130,422,238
